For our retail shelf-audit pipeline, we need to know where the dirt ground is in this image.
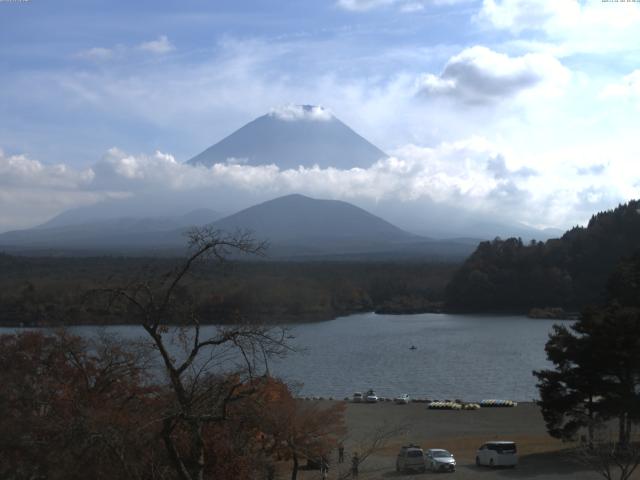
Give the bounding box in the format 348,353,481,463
284,401,636,480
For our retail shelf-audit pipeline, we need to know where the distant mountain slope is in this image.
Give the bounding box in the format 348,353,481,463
209,194,476,259
0,209,220,251
0,193,476,260
212,194,415,244
445,200,640,311
187,105,387,169
36,194,220,229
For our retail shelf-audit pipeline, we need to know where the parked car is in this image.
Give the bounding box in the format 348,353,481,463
476,441,518,468
352,392,363,403
394,394,410,404
396,444,426,473
425,449,456,472
365,389,378,403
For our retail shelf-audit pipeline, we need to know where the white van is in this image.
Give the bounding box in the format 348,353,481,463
475,441,518,467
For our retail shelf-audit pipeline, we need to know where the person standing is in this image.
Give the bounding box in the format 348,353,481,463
351,452,359,478
338,443,344,463
321,456,329,480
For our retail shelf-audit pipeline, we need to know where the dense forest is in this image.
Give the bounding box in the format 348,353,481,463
0,255,456,326
445,200,640,312
5,200,638,326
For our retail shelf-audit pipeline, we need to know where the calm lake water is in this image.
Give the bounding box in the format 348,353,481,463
1,313,568,401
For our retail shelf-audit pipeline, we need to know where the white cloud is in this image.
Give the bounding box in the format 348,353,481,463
268,104,333,122
337,0,394,11
477,0,640,56
417,46,569,104
601,70,640,100
138,35,175,55
75,47,115,61
337,0,471,12
0,150,103,231
75,35,175,62
476,0,576,34
0,149,94,188
478,0,640,34
88,139,534,213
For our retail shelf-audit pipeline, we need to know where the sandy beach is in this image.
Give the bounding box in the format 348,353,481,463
288,401,619,480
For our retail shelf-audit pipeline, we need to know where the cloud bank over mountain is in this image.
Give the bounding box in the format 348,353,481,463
0,132,631,235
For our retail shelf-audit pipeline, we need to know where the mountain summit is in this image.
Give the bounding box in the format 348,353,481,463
187,105,388,169
212,193,416,245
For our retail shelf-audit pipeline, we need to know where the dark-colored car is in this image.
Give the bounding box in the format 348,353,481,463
396,444,426,473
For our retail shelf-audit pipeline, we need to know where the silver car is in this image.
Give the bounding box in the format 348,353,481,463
425,449,456,472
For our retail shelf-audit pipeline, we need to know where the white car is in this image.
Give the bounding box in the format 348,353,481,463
476,441,518,468
394,394,410,404
365,389,378,403
352,392,363,403
425,449,456,472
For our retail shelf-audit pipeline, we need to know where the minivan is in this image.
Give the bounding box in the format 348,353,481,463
475,441,517,467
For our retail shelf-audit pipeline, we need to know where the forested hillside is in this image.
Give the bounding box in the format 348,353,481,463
0,255,455,326
445,200,640,312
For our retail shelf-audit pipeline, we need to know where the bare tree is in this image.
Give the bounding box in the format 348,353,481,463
98,227,292,480
575,425,640,480
335,423,407,479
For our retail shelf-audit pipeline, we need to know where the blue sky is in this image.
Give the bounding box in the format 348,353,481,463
1,0,640,232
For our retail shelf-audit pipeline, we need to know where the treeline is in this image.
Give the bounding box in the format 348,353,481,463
445,200,640,312
0,254,457,326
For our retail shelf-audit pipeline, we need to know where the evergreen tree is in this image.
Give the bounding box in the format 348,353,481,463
534,255,640,445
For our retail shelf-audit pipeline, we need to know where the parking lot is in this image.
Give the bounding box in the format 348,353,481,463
291,401,611,479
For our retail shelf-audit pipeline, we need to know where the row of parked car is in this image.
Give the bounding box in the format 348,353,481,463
351,391,516,408
352,390,414,404
396,442,518,473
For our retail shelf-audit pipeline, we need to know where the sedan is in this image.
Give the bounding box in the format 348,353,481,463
425,449,456,472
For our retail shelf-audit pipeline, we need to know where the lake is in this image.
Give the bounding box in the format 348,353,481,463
0,312,568,401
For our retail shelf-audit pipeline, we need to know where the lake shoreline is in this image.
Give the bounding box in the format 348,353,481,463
0,305,577,329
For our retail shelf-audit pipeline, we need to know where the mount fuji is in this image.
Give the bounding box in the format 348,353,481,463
188,105,387,169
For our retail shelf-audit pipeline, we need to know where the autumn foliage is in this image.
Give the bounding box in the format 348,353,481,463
0,331,346,480
0,330,164,480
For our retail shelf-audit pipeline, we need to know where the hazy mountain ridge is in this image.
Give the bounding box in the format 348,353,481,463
0,194,477,260
0,209,220,250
